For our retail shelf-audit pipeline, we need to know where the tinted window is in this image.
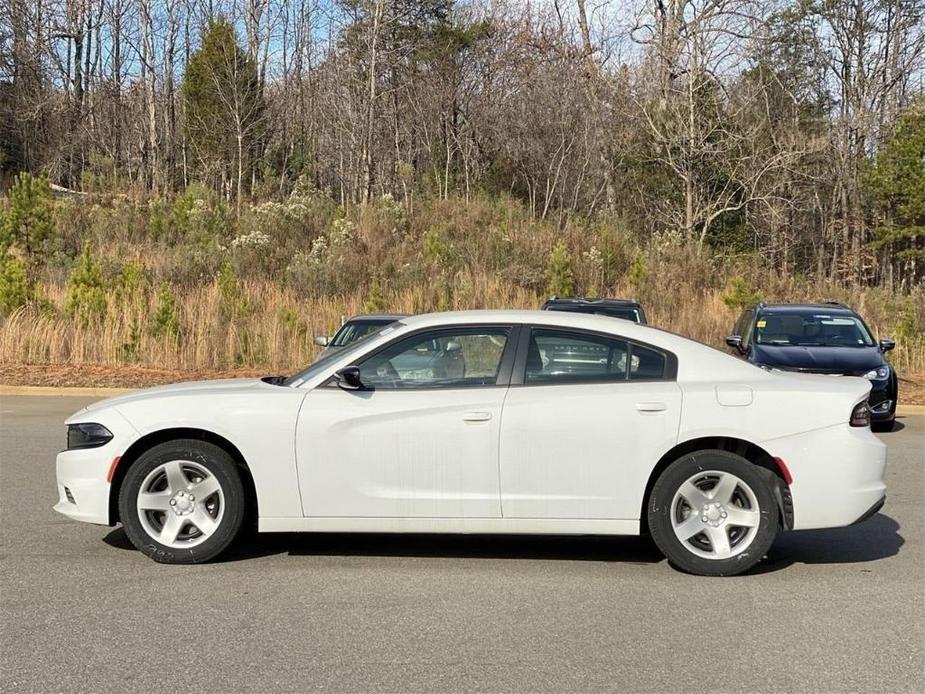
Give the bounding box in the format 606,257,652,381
331,319,395,347
525,330,629,383
629,343,667,380
740,309,756,347
546,305,641,322
755,313,874,347
359,328,509,389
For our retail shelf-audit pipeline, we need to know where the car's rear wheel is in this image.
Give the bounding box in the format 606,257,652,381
118,439,246,564
648,450,779,576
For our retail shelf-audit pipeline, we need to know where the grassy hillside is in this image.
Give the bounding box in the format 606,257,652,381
1,186,922,377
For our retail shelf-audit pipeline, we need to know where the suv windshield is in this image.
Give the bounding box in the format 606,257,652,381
545,305,641,323
283,322,405,386
755,313,874,348
331,319,395,347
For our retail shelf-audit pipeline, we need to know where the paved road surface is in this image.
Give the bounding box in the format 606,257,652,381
1,395,922,693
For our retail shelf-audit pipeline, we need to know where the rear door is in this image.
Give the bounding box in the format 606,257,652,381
498,326,682,520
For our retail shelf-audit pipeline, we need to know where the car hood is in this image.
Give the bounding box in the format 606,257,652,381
752,344,884,374
70,378,270,419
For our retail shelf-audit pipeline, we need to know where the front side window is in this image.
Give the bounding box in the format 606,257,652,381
740,309,756,348
359,328,510,389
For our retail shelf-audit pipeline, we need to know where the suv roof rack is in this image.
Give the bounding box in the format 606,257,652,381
547,296,641,305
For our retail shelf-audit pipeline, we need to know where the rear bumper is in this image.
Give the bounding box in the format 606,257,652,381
760,423,887,530
852,496,885,525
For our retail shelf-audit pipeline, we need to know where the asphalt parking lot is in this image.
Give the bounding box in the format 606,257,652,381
1,395,922,693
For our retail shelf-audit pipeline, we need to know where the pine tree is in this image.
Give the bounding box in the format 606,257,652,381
864,99,925,283
182,19,264,209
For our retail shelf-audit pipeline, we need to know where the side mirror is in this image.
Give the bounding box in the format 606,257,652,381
314,335,330,347
444,340,461,353
879,338,895,352
725,335,743,352
335,365,364,391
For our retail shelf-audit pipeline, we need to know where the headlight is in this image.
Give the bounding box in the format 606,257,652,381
67,423,113,450
862,366,890,380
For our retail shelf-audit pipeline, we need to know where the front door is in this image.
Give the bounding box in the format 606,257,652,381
297,326,515,518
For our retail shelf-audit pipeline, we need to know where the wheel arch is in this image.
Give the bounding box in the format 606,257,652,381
640,436,792,535
109,427,258,525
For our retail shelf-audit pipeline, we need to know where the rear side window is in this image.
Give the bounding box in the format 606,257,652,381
629,344,667,380
523,329,671,384
526,330,629,384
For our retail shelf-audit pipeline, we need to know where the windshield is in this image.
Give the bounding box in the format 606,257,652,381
331,319,395,347
283,322,405,387
755,313,874,348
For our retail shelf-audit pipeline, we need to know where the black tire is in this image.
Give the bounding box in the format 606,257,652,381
871,418,895,433
118,439,247,564
647,450,779,577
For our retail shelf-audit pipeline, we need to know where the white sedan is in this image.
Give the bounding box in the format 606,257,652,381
55,310,887,575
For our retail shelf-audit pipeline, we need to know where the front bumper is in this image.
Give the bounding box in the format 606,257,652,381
54,409,137,525
868,379,896,421
761,423,887,530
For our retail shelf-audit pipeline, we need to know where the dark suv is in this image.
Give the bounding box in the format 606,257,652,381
542,297,647,324
726,303,898,431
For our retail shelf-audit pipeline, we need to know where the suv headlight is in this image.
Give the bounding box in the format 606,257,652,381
862,366,890,381
67,423,113,450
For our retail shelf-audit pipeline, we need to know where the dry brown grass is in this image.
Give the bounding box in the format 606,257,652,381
1,269,922,377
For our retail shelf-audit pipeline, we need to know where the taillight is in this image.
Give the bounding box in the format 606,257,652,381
850,400,871,427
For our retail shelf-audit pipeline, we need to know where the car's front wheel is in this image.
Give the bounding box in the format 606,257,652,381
118,439,246,564
648,450,779,576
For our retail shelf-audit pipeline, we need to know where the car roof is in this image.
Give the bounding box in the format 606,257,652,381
756,303,857,316
544,296,641,307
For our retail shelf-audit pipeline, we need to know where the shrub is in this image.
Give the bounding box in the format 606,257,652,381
150,283,180,339
545,240,574,296
114,260,148,308
0,172,55,264
119,318,142,362
65,245,107,323
423,227,449,266
0,253,33,315
628,250,648,294
364,276,386,313
218,261,250,321
721,275,763,310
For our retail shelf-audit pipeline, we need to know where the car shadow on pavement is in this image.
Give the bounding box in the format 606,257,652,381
881,419,906,433
103,527,665,564
756,513,903,573
230,532,668,564
102,513,903,573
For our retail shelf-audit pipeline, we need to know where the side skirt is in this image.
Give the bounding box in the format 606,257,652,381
258,517,641,535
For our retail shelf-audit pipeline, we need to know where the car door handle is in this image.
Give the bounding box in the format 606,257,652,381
462,411,492,422
635,402,667,413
